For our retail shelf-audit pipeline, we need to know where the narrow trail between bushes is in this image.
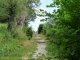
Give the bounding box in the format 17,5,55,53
32,37,47,59
22,33,47,60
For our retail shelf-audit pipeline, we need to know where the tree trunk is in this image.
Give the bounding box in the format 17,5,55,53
7,17,13,32
7,22,12,31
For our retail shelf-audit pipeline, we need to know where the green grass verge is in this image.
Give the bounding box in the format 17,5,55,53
0,23,37,60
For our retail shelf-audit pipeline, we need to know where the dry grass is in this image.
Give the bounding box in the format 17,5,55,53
0,36,37,60
21,36,37,59
38,34,46,40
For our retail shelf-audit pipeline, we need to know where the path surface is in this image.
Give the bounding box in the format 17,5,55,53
22,33,47,60
32,39,47,59
32,33,47,59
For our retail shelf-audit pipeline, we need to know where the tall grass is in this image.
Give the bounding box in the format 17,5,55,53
0,23,27,59
0,23,37,60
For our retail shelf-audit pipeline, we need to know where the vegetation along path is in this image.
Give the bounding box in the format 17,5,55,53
22,33,47,60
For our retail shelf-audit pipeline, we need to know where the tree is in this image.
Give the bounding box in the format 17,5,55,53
38,24,43,34
0,0,27,31
26,0,40,22
44,0,80,60
0,0,40,31
26,27,33,40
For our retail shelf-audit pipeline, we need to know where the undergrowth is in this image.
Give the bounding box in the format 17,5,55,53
0,24,37,60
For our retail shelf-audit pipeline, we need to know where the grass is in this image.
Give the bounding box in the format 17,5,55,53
45,39,59,60
21,37,37,58
38,33,46,40
0,36,37,60
0,23,37,60
0,57,22,60
0,23,7,26
36,54,47,60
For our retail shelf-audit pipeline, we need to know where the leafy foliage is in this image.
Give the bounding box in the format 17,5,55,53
38,24,43,34
26,27,33,40
42,0,80,60
26,0,40,22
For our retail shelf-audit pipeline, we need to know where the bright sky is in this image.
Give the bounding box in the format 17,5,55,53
29,0,53,31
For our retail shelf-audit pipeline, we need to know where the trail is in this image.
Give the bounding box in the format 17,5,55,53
32,33,47,59
32,40,47,59
22,33,47,60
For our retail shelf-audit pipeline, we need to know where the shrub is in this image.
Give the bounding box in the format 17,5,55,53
26,27,33,40
38,24,43,34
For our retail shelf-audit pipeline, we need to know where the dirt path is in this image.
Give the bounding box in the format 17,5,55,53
32,39,47,59
22,33,47,60
32,33,47,59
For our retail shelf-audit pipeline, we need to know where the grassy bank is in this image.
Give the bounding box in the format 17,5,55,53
0,23,37,60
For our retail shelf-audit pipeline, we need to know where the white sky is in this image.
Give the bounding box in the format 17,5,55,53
29,0,53,31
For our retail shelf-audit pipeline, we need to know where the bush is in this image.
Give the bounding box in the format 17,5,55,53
11,28,27,40
26,27,33,40
38,24,43,34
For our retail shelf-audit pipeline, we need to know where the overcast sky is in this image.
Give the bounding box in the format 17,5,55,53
29,0,53,31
